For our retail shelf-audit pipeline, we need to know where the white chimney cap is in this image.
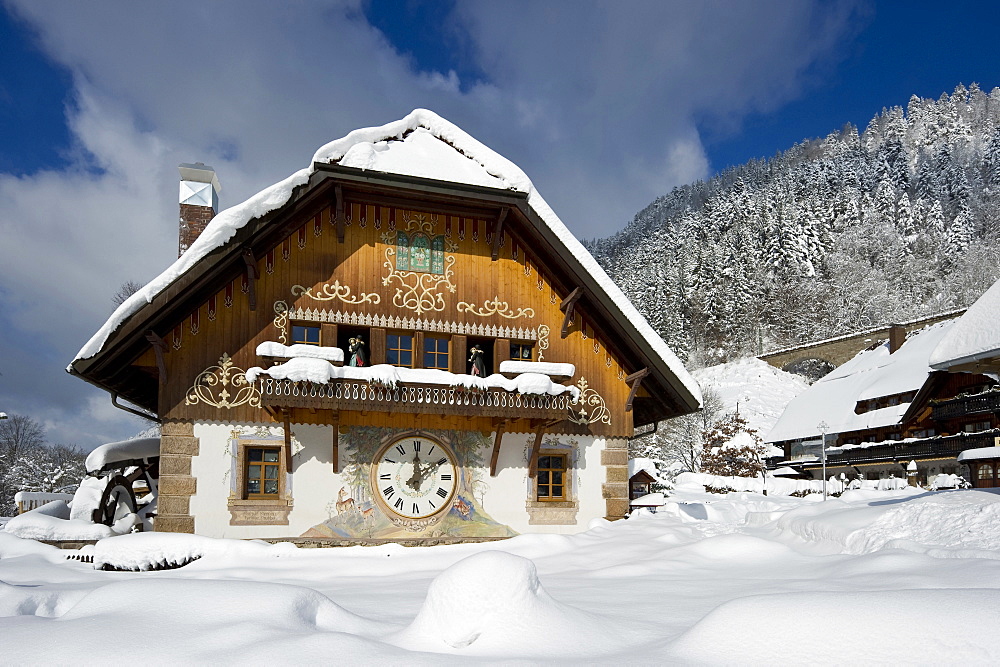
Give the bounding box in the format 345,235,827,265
178,162,221,192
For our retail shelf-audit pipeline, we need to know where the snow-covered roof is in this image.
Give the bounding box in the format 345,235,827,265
765,321,955,443
628,457,660,480
957,446,1000,463
930,278,1000,370
71,109,699,409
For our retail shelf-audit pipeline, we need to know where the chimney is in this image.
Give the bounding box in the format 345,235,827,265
888,324,906,354
178,162,221,257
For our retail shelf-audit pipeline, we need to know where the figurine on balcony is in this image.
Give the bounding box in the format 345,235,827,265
469,344,486,376
348,336,368,367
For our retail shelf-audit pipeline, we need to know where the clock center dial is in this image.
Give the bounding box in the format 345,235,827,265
373,436,457,520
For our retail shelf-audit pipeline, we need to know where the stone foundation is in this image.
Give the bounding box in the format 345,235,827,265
156,421,198,533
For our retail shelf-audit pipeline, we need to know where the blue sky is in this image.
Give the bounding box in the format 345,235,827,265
1,0,999,449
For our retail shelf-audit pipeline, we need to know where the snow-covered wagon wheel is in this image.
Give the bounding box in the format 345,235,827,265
97,475,137,527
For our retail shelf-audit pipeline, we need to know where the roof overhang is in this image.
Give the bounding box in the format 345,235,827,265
71,165,700,423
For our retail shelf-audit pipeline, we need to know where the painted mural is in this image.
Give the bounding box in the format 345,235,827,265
301,426,516,539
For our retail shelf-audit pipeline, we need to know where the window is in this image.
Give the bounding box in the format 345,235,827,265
979,464,994,480
292,325,320,346
424,336,449,370
964,421,991,433
510,342,534,361
537,454,567,501
245,447,281,499
387,333,414,367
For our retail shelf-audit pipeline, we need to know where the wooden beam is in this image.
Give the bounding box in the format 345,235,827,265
489,421,507,477
559,286,584,338
242,248,259,311
527,421,547,477
331,412,340,473
283,409,293,470
625,367,650,413
334,184,346,243
490,207,508,261
144,331,168,385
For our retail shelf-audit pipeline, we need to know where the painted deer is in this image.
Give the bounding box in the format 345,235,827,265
335,487,356,515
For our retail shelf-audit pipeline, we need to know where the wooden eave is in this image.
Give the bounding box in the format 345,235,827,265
70,163,699,423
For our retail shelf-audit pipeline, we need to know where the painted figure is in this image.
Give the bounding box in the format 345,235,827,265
469,344,486,376
349,336,368,367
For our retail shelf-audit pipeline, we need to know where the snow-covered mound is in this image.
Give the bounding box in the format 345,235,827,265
693,357,808,435
93,532,298,570
669,588,1000,665
397,551,622,655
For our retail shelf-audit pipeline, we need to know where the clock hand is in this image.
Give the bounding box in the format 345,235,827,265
406,451,425,491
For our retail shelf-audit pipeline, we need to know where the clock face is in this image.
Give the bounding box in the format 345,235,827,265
372,436,457,519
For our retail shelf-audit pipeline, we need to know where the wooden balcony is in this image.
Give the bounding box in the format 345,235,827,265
256,377,573,421
816,431,999,466
931,391,1000,421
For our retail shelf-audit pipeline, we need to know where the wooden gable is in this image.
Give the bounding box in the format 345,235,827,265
71,156,698,438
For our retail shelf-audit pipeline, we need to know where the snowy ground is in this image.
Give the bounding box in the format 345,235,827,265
3,483,1000,664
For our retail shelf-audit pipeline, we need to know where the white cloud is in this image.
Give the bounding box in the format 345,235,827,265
0,0,865,446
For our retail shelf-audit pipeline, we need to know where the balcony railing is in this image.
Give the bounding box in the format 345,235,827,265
810,431,1000,466
931,391,1000,421
256,377,573,420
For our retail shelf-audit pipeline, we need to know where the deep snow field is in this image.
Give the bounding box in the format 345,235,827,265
3,480,1000,664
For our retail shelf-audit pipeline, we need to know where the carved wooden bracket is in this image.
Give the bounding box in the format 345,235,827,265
489,420,507,477
624,367,650,413
282,409,293,470
490,207,508,261
334,184,346,243
243,249,260,311
145,330,169,385
527,421,547,477
559,286,584,338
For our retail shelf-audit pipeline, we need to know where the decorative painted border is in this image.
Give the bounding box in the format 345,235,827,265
457,297,535,320
567,377,611,427
286,306,541,340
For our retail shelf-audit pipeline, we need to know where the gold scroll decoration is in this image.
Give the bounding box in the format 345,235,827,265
273,301,289,344
536,324,550,362
457,296,535,320
291,281,380,306
567,377,611,427
184,353,261,410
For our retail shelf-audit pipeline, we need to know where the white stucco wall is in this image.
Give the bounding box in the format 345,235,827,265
189,421,608,538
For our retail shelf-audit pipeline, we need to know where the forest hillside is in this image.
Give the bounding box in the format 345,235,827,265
588,84,1000,368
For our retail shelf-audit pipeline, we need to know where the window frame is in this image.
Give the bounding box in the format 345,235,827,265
423,335,450,370
386,332,415,368
536,453,568,501
510,341,535,361
244,446,283,500
291,323,321,346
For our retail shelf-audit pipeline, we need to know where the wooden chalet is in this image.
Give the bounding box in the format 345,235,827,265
69,110,701,540
767,320,999,485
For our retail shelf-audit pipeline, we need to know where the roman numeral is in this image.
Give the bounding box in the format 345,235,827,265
394,498,403,510
384,458,397,464
412,503,419,514
413,440,421,451
436,458,446,466
436,487,448,498
379,473,390,480
428,445,436,456
382,486,394,498
429,500,436,509
396,444,406,456
441,473,452,480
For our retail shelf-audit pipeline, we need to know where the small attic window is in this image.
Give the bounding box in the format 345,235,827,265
396,232,444,274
